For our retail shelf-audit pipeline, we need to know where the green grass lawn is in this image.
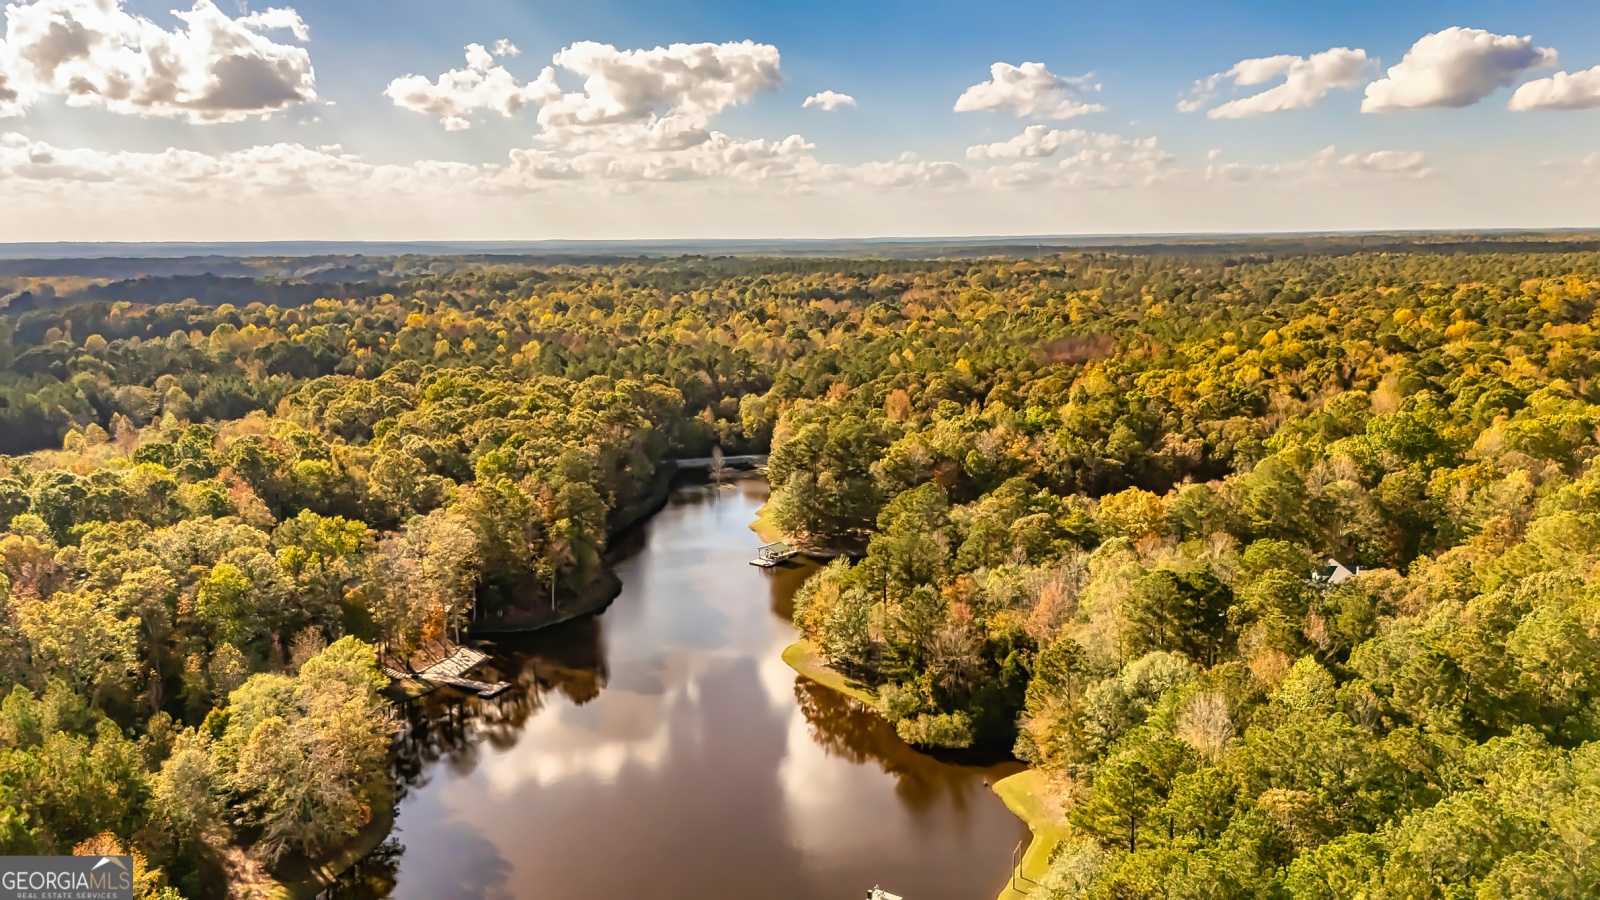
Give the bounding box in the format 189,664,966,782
749,501,786,544
992,769,1069,900
780,640,878,706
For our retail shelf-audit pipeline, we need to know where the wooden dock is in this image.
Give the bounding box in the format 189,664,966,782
422,672,512,697
751,541,799,567
384,645,510,698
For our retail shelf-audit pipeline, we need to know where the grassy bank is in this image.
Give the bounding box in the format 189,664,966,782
992,769,1068,900
750,500,785,544
780,640,878,705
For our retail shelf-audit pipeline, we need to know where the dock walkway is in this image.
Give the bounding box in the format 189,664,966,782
384,645,510,698
750,540,799,567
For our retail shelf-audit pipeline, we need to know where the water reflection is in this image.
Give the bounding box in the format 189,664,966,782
333,480,1026,900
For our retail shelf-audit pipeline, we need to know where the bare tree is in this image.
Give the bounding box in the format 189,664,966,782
709,444,727,486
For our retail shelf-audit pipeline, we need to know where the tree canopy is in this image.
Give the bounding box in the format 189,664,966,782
4,247,1600,895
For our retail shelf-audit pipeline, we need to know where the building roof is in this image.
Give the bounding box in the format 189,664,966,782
1314,558,1359,585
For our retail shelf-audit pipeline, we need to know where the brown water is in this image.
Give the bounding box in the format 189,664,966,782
342,479,1027,900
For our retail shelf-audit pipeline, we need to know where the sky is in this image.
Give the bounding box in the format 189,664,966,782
3,0,1600,241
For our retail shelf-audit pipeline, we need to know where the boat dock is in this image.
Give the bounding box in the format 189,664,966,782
751,541,798,567
383,645,511,698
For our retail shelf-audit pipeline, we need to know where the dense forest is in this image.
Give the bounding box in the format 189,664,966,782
1,247,1598,896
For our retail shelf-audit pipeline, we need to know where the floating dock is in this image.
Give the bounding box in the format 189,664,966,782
751,541,798,567
383,645,511,698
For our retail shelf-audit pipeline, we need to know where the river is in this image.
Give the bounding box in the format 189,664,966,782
337,478,1029,900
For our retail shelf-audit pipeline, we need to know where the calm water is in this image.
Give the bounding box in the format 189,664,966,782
343,479,1027,900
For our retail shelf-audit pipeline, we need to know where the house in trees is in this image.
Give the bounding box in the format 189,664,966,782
1312,558,1361,586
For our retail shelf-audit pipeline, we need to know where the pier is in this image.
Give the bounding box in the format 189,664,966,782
750,541,798,567
383,645,511,698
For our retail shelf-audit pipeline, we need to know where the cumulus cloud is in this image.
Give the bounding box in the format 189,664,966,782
1362,27,1556,112
968,127,1173,189
954,61,1104,119
384,41,541,129
966,124,1075,159
388,38,785,152
1509,67,1600,110
527,40,781,150
0,0,316,122
0,56,19,118
852,152,966,188
1206,146,1433,182
1181,48,1370,118
802,90,854,110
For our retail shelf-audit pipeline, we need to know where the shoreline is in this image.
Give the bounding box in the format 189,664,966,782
779,637,1062,900
991,770,1068,900
293,461,683,888
467,458,679,636
269,804,398,899
779,640,878,706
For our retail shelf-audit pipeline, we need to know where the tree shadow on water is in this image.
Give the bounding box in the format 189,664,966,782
793,679,1013,815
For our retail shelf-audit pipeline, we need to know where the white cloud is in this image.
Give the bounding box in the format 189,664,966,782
0,126,964,200
0,54,19,118
968,127,1173,189
526,40,781,151
492,39,520,58
1362,27,1557,112
503,133,819,185
1509,67,1600,110
1206,146,1433,182
802,90,854,111
389,38,785,151
1181,48,1370,118
0,132,367,194
853,152,966,188
966,124,1077,159
384,42,544,129
954,61,1104,119
381,38,980,192
0,0,315,123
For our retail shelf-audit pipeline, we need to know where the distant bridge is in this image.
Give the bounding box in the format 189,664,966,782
672,454,768,471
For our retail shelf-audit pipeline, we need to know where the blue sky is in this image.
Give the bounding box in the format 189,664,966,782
3,0,1600,240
